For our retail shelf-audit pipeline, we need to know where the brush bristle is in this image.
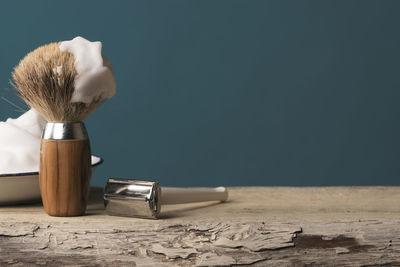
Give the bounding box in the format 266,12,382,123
12,42,100,122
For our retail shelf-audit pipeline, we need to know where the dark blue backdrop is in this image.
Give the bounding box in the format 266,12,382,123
0,1,399,186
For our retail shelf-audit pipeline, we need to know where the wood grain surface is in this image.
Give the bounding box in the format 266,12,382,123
39,139,91,216
0,187,400,266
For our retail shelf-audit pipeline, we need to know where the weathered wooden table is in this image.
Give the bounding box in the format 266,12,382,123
0,187,399,266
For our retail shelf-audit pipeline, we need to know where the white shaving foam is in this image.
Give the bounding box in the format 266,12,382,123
0,109,46,174
59,36,116,104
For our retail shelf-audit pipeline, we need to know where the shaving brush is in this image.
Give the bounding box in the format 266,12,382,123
12,41,107,216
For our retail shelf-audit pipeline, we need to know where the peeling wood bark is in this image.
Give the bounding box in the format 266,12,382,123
0,221,300,266
0,187,399,266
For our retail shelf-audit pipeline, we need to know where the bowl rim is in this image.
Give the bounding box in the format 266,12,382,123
0,155,103,178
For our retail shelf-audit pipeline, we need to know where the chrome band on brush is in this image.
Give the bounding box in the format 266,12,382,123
42,122,89,140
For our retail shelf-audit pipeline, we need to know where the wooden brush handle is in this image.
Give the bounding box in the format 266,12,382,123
39,139,91,216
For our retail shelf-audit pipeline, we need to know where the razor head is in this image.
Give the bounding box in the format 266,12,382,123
104,178,161,219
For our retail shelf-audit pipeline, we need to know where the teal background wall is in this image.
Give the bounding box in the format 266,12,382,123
0,1,399,186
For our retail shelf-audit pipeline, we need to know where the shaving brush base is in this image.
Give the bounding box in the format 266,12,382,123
39,122,91,217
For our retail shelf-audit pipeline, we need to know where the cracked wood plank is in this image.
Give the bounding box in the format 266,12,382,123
0,187,400,266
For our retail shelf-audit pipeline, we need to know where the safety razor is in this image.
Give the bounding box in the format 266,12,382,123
104,178,228,219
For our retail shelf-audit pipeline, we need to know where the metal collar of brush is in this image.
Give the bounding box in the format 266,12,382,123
42,122,88,140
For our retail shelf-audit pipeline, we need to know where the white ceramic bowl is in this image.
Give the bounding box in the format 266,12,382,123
0,155,103,205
